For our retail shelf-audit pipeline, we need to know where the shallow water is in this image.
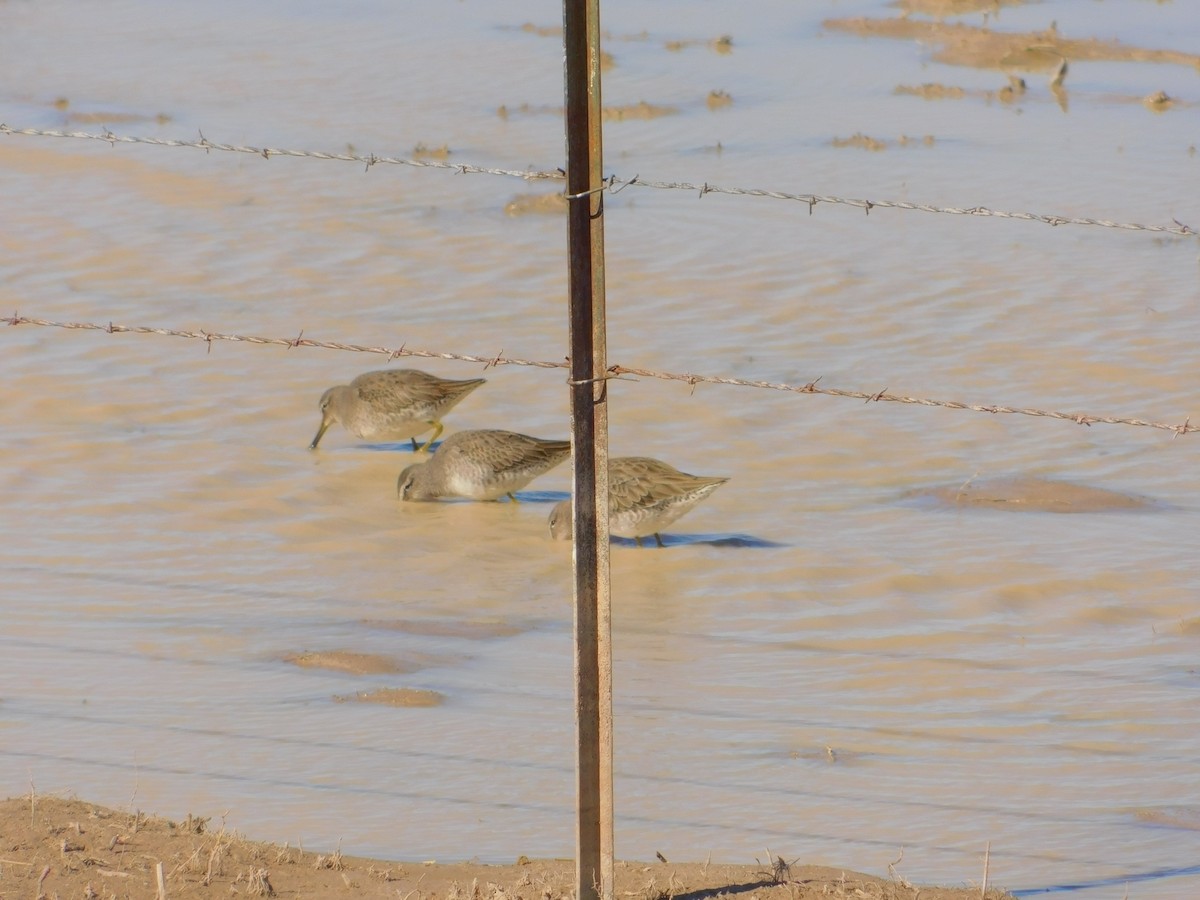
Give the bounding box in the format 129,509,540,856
2,1,1199,898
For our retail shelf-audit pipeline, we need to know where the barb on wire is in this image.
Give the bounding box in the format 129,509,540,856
605,361,1195,435
4,315,1194,437
0,124,563,183
1,315,565,372
1,124,1194,237
601,174,1195,236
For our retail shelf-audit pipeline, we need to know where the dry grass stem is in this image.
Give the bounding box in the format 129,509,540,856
314,840,347,870
239,866,276,896
169,843,204,879
888,849,914,891
630,874,681,900
204,830,231,885
756,849,800,885
0,796,1015,899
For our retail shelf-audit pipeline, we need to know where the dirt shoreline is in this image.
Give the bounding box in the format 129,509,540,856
0,796,1014,899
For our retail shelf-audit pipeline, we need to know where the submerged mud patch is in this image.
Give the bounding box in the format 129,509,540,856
824,18,1200,72
832,133,936,150
334,687,445,707
512,22,732,57
1133,807,1200,831
893,0,1028,15
706,89,734,110
895,83,967,100
907,475,1155,513
504,192,568,217
497,100,680,121
1177,617,1200,635
284,650,418,675
666,35,733,55
411,143,451,160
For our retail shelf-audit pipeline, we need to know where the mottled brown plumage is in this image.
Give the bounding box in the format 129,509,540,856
309,369,485,451
397,429,571,501
548,456,728,547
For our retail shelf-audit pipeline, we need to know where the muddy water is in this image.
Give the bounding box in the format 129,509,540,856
2,1,1198,897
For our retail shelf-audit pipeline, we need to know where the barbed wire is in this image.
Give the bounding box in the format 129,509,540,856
5,315,1193,437
0,124,561,181
2,124,1194,237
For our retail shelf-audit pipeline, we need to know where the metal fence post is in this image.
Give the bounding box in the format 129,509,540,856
563,1,613,900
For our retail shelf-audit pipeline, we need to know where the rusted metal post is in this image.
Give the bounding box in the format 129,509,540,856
562,1,613,900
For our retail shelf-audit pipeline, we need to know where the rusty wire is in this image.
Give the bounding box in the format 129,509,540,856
5,315,1194,437
1,124,1194,237
0,124,561,182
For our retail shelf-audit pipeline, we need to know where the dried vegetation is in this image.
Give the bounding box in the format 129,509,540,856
0,797,1015,900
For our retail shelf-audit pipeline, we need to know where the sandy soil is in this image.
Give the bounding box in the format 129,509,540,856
0,797,1014,900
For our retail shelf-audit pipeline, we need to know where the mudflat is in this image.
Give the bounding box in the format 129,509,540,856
0,796,1013,900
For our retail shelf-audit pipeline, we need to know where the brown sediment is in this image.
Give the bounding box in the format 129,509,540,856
1142,90,1174,112
895,83,966,100
0,796,1018,900
894,76,1186,109
66,111,173,125
1132,807,1200,830
706,89,734,110
517,22,560,38
497,101,679,120
894,0,1028,16
49,97,173,125
283,650,415,675
895,80,1026,104
832,133,889,151
910,475,1155,512
832,133,935,150
824,17,1200,72
603,101,678,121
412,143,452,160
504,192,569,217
666,35,734,54
996,75,1027,102
515,22,729,56
334,687,445,707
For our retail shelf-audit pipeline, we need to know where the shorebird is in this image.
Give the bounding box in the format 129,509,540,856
548,456,728,547
309,369,485,452
397,429,571,502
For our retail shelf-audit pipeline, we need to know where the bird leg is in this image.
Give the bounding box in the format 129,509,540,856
412,420,445,453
